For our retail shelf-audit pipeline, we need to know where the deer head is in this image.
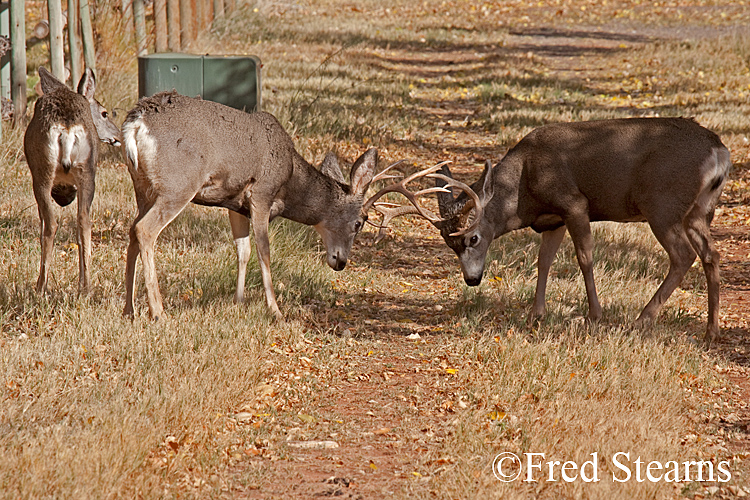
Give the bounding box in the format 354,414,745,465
312,148,377,271
432,161,495,285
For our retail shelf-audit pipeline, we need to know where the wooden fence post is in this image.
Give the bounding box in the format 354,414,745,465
80,0,96,72
47,0,65,80
122,0,132,28
68,0,82,84
154,0,167,52
9,0,25,123
179,0,193,49
167,0,179,51
133,0,147,56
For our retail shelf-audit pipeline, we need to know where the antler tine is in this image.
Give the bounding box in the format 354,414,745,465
399,160,452,186
428,173,484,237
361,161,452,223
370,159,408,184
367,202,423,228
368,203,424,244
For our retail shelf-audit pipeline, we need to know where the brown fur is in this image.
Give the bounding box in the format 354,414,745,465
436,117,731,345
122,92,377,320
24,67,121,295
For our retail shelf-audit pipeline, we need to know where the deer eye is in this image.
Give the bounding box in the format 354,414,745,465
468,235,479,247
354,221,362,232
101,111,108,118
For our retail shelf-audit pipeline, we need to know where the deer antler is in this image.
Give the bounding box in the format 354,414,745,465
361,161,453,226
368,203,422,244
427,173,484,236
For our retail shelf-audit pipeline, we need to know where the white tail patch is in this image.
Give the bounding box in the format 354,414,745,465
47,124,63,167
48,124,90,171
695,146,731,214
123,118,157,173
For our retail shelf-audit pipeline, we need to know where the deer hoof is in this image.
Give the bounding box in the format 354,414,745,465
703,329,718,349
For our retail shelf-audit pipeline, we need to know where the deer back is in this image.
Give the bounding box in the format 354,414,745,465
507,117,728,227
123,92,298,213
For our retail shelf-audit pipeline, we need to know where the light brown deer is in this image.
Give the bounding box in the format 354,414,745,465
122,91,430,320
376,118,731,345
24,67,122,295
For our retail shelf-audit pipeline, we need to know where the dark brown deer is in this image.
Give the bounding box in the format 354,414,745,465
379,118,731,345
24,67,122,295
122,91,433,321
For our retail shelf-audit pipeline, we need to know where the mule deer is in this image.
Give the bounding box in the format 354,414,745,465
24,67,122,295
122,91,431,320
382,118,731,344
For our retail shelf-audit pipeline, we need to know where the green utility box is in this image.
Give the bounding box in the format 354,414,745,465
138,53,261,112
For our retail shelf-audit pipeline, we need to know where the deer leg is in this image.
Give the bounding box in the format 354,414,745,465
124,192,153,319
32,183,58,294
530,225,567,321
249,205,283,320
564,215,602,322
683,209,721,346
75,172,95,295
635,225,695,330
132,196,191,321
228,210,252,304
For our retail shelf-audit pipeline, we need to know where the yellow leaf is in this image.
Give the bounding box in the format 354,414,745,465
369,461,378,470
488,410,506,421
298,413,316,423
445,368,457,375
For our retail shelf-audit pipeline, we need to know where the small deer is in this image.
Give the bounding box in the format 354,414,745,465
382,118,731,345
24,67,122,295
122,91,429,320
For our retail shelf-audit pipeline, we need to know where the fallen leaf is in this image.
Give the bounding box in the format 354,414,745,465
298,413,317,423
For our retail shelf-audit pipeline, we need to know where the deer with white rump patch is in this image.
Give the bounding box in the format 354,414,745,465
122,91,436,320
378,118,731,345
24,67,122,295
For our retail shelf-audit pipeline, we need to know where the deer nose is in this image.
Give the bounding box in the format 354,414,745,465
328,252,347,271
464,275,482,287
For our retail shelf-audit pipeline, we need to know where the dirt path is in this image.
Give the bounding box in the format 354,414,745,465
229,24,750,499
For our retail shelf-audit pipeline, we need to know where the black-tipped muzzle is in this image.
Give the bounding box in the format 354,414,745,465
328,252,347,271
464,275,482,287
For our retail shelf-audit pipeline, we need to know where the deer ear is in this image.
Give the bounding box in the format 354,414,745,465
478,160,494,203
350,147,377,195
38,67,66,95
435,163,456,217
77,68,96,101
320,152,345,184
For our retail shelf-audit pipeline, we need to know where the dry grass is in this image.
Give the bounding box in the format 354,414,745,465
1,0,748,498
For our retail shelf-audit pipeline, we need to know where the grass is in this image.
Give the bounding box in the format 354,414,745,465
1,0,748,498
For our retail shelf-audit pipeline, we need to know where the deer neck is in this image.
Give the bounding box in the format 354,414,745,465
486,156,525,235
279,153,344,226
